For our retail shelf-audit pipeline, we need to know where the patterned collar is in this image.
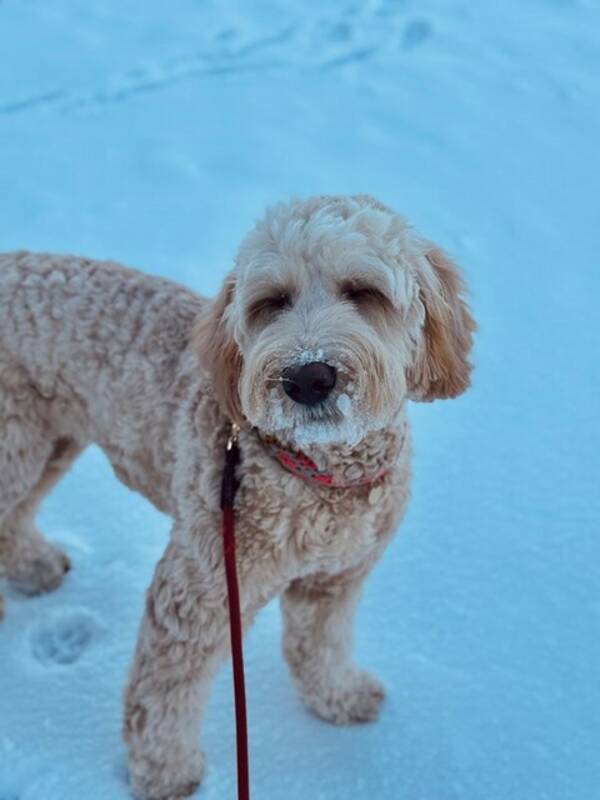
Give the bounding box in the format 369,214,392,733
258,422,407,490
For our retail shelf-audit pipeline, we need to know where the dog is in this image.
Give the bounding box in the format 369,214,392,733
0,195,475,799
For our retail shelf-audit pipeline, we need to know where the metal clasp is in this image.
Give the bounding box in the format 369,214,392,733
226,423,241,451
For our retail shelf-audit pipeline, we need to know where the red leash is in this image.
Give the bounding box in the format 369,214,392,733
220,423,250,800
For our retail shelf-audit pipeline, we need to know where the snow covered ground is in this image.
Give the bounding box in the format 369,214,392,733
1,1,599,798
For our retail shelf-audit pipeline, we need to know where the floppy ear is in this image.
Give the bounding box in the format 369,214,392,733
407,246,476,402
192,273,244,424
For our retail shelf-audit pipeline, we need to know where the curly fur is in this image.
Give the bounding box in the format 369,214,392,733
0,195,475,799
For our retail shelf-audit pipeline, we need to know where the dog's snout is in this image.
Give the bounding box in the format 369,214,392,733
282,361,337,406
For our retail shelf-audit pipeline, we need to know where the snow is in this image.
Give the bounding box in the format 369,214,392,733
1,1,599,799
293,349,325,366
335,393,352,417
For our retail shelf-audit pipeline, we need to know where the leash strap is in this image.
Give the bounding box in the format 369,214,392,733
220,424,250,800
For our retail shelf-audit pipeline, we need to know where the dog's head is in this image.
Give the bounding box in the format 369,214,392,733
195,195,475,447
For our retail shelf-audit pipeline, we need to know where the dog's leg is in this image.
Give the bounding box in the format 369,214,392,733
124,533,256,800
281,563,386,725
0,425,80,600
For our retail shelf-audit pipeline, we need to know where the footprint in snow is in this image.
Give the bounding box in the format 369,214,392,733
29,608,106,666
327,21,353,43
402,19,434,49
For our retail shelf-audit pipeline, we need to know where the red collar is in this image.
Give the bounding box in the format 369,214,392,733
260,422,407,489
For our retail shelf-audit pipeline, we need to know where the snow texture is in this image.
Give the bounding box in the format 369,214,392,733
1,1,599,799
335,394,352,417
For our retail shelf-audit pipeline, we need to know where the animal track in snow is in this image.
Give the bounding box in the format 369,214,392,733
0,27,294,117
327,21,353,43
322,47,376,69
0,4,436,117
29,608,105,666
402,19,434,49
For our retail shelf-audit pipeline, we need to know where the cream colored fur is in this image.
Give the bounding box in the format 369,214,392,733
0,195,474,799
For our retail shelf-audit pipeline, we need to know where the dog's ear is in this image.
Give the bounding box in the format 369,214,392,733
407,246,476,402
193,273,244,424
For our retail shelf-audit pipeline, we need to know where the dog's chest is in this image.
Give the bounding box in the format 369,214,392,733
236,463,400,577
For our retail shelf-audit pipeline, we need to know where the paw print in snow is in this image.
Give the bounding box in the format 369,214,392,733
402,19,433,49
29,608,106,666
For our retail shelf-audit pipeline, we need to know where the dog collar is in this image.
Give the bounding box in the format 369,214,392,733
258,422,407,490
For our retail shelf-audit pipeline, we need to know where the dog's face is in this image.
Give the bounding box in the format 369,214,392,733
196,196,475,447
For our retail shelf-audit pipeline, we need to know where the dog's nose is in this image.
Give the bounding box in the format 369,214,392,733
282,362,337,406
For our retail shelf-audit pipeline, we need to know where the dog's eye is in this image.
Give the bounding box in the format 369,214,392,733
341,284,391,310
247,292,292,324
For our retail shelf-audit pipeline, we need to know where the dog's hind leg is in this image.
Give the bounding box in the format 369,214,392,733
1,436,83,597
0,389,82,606
281,563,386,725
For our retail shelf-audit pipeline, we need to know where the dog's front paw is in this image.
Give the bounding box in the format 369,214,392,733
8,540,71,596
301,667,386,725
131,777,201,800
128,748,205,800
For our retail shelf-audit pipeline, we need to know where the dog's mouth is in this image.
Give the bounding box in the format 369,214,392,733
261,367,369,448
243,346,390,448
298,398,344,426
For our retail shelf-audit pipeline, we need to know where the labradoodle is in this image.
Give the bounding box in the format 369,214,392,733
0,195,475,799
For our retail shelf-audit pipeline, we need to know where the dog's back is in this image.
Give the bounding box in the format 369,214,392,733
0,251,207,512
0,251,204,389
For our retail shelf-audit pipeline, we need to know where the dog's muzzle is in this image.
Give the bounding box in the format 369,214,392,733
282,361,337,406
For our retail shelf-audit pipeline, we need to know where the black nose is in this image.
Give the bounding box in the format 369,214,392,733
282,361,337,406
